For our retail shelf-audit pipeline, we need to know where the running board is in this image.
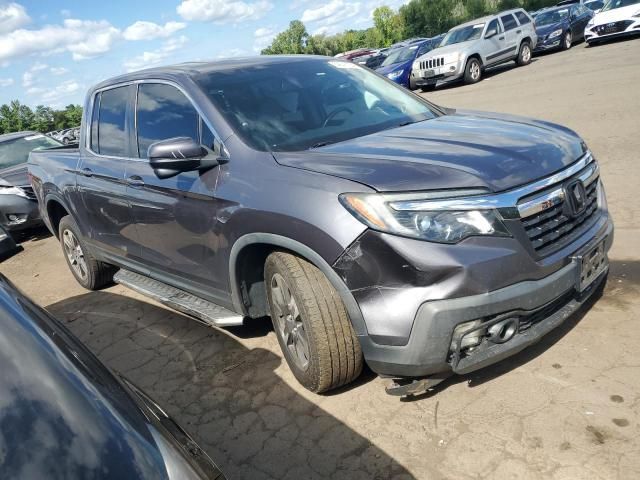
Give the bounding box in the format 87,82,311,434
113,269,244,327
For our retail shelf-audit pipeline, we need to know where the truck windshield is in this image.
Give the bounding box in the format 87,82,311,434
441,24,485,46
0,134,60,170
194,58,440,152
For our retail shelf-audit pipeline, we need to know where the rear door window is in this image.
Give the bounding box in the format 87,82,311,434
500,14,518,31
515,11,531,25
96,86,128,157
136,83,199,158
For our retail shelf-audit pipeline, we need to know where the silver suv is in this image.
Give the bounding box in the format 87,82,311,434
412,9,537,90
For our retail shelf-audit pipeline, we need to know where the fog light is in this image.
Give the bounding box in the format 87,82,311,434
6,214,27,224
450,66,455,71
452,320,485,351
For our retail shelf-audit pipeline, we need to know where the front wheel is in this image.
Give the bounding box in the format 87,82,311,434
463,57,482,84
59,215,114,290
562,31,572,50
516,41,532,66
265,252,363,393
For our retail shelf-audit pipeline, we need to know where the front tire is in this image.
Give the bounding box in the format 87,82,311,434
562,31,572,50
59,215,114,290
516,41,532,66
265,252,363,393
463,57,482,84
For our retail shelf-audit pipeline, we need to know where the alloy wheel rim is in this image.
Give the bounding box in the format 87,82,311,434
523,45,531,62
565,33,572,49
471,62,480,80
270,273,310,370
62,229,88,281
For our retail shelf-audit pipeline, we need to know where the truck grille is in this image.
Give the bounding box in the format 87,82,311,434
517,159,600,257
419,57,444,69
594,20,632,35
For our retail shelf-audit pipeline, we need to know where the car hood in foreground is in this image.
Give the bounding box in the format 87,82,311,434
273,110,585,193
0,275,224,479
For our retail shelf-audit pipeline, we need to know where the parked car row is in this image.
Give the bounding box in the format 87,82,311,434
405,0,639,90
47,127,80,144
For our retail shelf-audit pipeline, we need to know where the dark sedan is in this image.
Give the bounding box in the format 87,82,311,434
0,274,226,479
0,131,60,232
534,3,593,52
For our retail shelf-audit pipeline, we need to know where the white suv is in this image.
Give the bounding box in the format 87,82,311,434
412,8,537,90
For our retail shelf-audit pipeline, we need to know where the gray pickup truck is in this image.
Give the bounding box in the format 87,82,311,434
412,8,537,89
29,56,612,396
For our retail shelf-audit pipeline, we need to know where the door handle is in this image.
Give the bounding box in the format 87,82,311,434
498,36,505,40
79,167,93,177
126,175,145,187
516,30,521,34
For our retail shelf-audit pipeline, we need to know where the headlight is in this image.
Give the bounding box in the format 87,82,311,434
0,186,27,198
548,29,563,39
386,69,404,79
339,192,510,243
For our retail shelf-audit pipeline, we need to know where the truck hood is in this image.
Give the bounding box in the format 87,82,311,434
420,43,471,59
0,163,28,187
273,110,585,193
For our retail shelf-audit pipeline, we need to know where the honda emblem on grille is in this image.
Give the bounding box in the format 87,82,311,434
565,180,587,216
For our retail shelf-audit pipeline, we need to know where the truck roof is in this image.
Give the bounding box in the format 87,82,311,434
451,9,527,30
91,55,329,92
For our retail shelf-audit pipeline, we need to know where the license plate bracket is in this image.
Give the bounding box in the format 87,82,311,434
574,239,608,292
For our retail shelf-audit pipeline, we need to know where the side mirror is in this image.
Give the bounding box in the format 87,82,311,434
148,137,218,179
485,28,497,39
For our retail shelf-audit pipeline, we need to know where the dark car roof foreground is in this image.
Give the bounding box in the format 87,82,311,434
0,274,224,479
0,131,38,143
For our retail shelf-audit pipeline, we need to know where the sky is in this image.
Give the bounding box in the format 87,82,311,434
0,0,410,108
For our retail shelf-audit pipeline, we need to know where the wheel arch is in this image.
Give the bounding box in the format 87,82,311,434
229,233,367,336
44,194,71,239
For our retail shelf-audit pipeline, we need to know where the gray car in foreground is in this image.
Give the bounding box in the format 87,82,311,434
0,131,60,232
412,8,537,89
29,56,612,396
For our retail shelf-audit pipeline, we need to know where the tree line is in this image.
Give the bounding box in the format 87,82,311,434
0,100,82,135
262,0,559,56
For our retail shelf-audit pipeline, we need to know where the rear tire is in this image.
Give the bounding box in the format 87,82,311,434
516,41,532,66
562,31,572,50
59,215,114,290
463,57,482,84
409,74,418,91
265,252,363,393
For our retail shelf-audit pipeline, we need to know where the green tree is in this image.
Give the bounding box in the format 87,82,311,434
62,104,83,127
0,100,34,133
262,20,309,54
497,0,522,10
400,0,463,38
372,6,405,46
31,105,55,133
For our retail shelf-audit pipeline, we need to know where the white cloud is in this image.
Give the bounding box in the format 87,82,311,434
0,18,121,62
177,0,273,23
0,2,30,35
123,35,189,72
216,48,247,59
22,62,47,88
30,61,48,72
60,9,71,18
301,0,361,23
0,77,14,87
50,66,68,75
26,79,81,107
123,20,186,41
253,26,276,52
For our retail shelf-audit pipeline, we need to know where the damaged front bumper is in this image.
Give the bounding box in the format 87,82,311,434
333,215,613,381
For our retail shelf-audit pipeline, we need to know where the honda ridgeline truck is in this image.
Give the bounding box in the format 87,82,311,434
28,56,612,396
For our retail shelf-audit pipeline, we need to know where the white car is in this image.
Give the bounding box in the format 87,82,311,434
584,0,640,45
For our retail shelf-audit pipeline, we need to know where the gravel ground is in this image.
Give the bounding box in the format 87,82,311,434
2,37,639,480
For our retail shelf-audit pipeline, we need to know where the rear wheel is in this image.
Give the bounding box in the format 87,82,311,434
409,74,418,91
265,252,363,393
516,41,532,66
562,31,572,50
463,57,482,84
59,215,114,290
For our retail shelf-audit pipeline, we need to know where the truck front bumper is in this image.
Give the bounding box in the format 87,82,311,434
0,196,41,232
412,62,462,87
335,215,613,379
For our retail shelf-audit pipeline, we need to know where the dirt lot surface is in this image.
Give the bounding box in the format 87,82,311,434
2,38,639,479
